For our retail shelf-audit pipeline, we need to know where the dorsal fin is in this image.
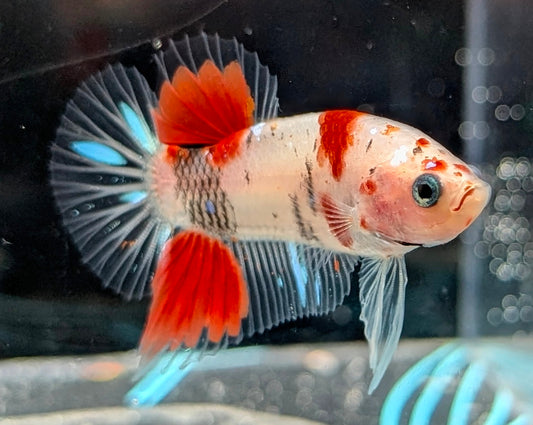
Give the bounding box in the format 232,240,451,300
152,32,279,148
153,60,255,147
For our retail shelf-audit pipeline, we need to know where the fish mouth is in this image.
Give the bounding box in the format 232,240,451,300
451,181,491,213
451,185,476,212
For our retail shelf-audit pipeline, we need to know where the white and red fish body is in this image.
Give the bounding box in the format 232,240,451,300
154,111,486,254
49,33,491,396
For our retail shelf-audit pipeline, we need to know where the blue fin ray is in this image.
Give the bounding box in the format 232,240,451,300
70,141,127,165
227,240,356,343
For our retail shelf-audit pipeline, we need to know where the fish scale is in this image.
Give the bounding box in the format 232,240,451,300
173,150,237,235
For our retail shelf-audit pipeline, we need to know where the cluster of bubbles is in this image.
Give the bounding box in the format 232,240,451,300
458,120,490,140
474,157,532,281
486,294,533,327
473,157,533,329
454,47,496,67
455,47,528,141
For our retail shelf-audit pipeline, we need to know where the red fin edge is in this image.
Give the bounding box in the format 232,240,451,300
139,231,249,357
153,60,255,148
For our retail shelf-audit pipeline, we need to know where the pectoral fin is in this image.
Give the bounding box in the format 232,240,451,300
358,256,408,393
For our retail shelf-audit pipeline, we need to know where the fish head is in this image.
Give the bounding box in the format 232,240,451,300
356,121,491,248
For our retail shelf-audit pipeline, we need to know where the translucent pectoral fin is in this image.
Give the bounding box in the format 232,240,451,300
358,256,408,394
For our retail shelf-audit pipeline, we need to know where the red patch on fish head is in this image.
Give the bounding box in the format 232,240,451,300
416,137,430,147
381,124,400,135
359,178,377,195
317,110,365,181
453,163,471,174
422,157,447,171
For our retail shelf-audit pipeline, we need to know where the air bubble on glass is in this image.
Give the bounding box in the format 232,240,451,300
458,121,474,140
520,305,533,322
515,158,531,178
510,191,526,211
473,121,490,139
518,294,533,307
502,294,518,308
489,258,504,274
454,47,472,66
486,85,502,103
506,177,521,192
487,307,503,326
497,262,514,281
474,241,490,259
495,104,510,121
503,305,520,323
510,104,526,121
472,86,488,104
496,157,516,180
477,47,495,66
427,77,445,98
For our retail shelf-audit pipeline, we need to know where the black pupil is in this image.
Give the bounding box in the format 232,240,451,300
417,183,433,199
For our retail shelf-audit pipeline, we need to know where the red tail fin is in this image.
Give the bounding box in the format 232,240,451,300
140,231,249,357
153,60,255,147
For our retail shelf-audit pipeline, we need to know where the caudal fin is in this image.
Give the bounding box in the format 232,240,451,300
49,64,171,300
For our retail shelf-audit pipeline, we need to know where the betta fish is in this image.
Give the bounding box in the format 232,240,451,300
49,33,491,396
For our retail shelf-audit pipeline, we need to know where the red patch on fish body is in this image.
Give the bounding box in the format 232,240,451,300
317,110,364,181
165,145,189,163
207,128,249,167
422,157,447,171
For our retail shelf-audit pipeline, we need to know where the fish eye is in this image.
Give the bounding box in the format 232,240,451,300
412,174,441,208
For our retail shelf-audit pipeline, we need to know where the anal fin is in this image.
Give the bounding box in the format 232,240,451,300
139,231,249,358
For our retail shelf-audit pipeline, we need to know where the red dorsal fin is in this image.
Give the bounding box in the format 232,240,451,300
139,231,249,357
153,60,255,147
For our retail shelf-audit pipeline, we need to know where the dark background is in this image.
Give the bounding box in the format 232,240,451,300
0,0,531,358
